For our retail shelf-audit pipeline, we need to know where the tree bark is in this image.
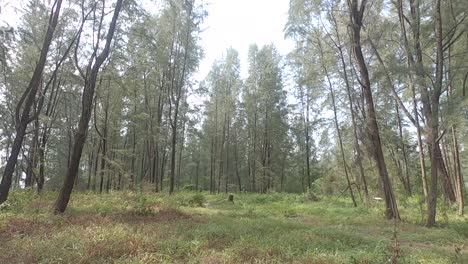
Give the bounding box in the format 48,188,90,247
348,0,399,219
0,0,63,204
426,0,443,227
53,0,123,213
329,11,368,199
395,100,411,195
329,76,357,207
395,0,429,200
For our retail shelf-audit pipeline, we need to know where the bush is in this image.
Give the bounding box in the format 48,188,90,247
134,196,154,216
187,193,205,207
182,185,197,191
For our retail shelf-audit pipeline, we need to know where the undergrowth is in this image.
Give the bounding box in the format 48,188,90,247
0,191,466,263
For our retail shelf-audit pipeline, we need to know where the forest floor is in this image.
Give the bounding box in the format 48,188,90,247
0,191,467,264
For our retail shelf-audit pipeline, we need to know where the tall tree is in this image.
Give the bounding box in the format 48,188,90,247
0,0,63,204
54,0,124,213
347,0,399,219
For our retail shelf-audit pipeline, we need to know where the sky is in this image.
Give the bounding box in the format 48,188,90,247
196,0,294,79
1,0,294,81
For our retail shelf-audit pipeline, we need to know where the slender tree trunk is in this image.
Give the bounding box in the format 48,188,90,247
304,95,311,190
319,43,357,206
441,138,453,185
447,53,464,214
176,121,185,191
169,99,179,194
86,139,94,190
217,112,227,193
160,148,167,190
98,105,108,194
92,142,101,192
26,118,40,189
395,100,411,195
195,143,200,191
280,153,286,192
412,88,429,199
395,0,429,200
426,0,444,227
329,11,368,199
348,0,399,219
53,0,123,213
37,145,46,192
435,144,456,203
0,0,63,204
225,116,230,193
234,128,242,192
252,103,258,192
451,126,464,215
210,128,215,194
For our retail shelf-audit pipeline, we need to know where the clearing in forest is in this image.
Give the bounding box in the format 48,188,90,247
0,191,467,263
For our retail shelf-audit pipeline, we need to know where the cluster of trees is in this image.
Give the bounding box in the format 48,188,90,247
0,0,466,227
285,0,467,225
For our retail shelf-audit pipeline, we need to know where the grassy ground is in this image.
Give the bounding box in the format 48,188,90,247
0,191,466,263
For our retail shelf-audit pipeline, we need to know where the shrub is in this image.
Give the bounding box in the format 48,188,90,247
134,196,154,216
182,185,197,191
188,193,205,207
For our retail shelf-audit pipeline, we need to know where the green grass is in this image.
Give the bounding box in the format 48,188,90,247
0,191,466,263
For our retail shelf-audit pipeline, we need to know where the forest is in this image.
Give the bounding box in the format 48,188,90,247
0,0,467,263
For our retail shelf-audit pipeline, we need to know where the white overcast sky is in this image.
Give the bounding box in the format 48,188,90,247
196,0,294,79
0,0,294,80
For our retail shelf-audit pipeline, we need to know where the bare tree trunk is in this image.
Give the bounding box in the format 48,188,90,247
234,127,242,192
441,138,454,186
25,118,40,189
435,144,456,203
169,1,193,194
318,39,357,206
53,0,123,213
252,100,258,193
395,100,411,195
176,120,186,191
395,0,429,200
412,88,428,199
195,143,200,191
329,11,368,199
97,92,109,194
217,112,227,193
280,153,286,192
451,126,464,215
305,96,311,190
160,148,167,190
447,50,464,215
331,81,357,207
210,127,215,194
348,0,399,219
0,0,63,204
169,100,179,194
426,0,443,227
86,137,95,190
225,116,231,193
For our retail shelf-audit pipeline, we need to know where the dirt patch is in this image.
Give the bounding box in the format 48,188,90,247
0,208,190,240
0,217,55,238
60,214,113,227
83,236,142,261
